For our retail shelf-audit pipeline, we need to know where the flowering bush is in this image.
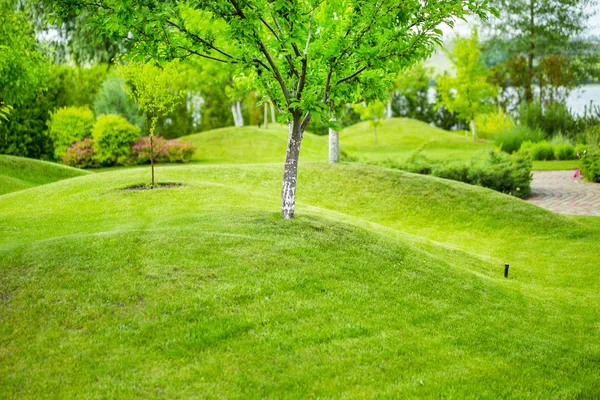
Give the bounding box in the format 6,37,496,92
61,138,96,168
131,136,195,164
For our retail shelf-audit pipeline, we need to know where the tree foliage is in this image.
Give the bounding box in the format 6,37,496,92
437,30,497,139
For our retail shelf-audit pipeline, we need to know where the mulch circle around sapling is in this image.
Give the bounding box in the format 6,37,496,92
120,183,184,191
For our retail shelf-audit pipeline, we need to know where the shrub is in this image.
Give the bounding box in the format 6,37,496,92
92,115,141,166
529,141,554,161
553,144,576,160
47,106,95,159
61,138,96,168
496,125,544,154
581,151,600,182
389,150,533,198
475,110,515,139
130,136,195,164
575,143,588,158
519,100,577,138
94,75,144,128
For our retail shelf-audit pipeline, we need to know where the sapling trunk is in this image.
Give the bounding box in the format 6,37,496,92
150,134,155,188
386,98,393,119
237,101,244,127
282,117,304,219
373,126,378,145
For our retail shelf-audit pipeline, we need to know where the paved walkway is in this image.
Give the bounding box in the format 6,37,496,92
527,171,600,216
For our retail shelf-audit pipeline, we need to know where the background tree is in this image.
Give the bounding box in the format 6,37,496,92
353,101,386,145
53,0,492,219
484,0,597,103
119,62,185,187
437,30,497,140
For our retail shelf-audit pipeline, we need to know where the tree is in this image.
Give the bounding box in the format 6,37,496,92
485,0,596,103
353,101,386,145
53,0,492,219
436,30,497,140
119,62,185,187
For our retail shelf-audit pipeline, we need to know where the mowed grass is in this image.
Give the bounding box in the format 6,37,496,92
340,118,492,163
1,163,599,398
0,154,89,195
180,118,492,165
181,123,328,164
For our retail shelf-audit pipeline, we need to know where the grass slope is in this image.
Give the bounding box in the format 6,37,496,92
181,124,328,164
0,155,89,195
181,119,492,165
337,118,491,163
1,163,599,398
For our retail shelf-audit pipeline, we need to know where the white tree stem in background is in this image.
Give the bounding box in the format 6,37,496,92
270,103,276,123
470,118,477,140
329,128,339,163
264,103,268,129
236,101,244,127
386,98,393,119
231,103,239,127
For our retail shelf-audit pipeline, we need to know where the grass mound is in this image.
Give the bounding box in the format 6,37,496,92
1,163,599,397
181,124,328,164
341,118,491,163
0,154,89,195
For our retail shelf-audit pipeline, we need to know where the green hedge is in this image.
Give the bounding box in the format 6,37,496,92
47,106,95,159
92,115,141,166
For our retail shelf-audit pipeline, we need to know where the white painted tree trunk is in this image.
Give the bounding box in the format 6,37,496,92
270,103,276,123
470,118,477,140
231,103,239,127
282,118,305,219
264,103,268,129
386,98,393,120
329,128,339,163
236,101,244,127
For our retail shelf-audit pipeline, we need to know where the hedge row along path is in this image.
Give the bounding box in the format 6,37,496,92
527,170,600,216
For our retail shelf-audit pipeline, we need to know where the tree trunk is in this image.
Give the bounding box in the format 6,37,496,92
282,117,304,219
231,103,238,127
270,103,276,123
470,116,477,140
238,101,245,127
264,103,268,129
329,128,339,163
150,134,155,188
525,0,535,103
386,98,393,119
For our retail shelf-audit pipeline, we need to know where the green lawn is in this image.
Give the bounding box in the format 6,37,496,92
1,162,599,398
532,159,582,171
0,154,89,195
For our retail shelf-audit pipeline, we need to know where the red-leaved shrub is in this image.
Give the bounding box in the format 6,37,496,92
131,136,195,164
62,138,96,168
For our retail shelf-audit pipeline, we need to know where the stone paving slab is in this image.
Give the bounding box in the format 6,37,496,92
527,171,600,216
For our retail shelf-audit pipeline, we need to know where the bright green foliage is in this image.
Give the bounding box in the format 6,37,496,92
581,151,600,182
0,2,47,109
475,109,515,139
47,106,95,159
437,29,497,139
52,0,491,126
528,140,555,161
352,101,386,144
0,154,89,195
495,125,544,154
94,75,144,128
0,102,12,124
92,115,141,166
119,62,184,137
553,143,576,160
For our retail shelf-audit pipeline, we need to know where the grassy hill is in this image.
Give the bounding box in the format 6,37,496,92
181,124,328,164
0,155,89,195
341,118,491,163
181,119,491,165
1,162,598,398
